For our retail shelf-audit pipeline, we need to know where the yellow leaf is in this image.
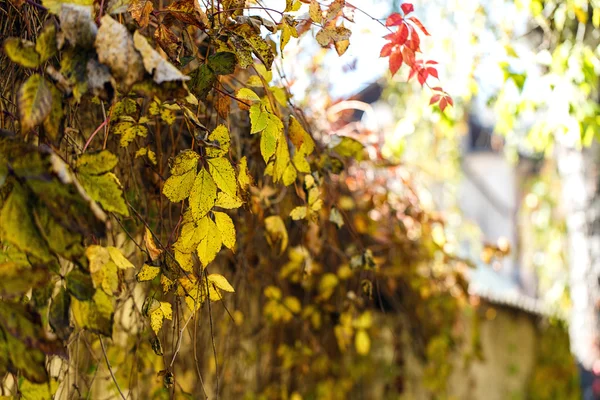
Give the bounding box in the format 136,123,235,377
170,149,200,175
215,191,243,209
189,168,217,220
318,273,339,300
173,219,205,254
206,157,238,197
353,311,373,329
246,75,263,87
264,215,288,253
280,20,298,52
18,74,52,132
149,301,172,334
237,156,251,191
250,103,268,133
264,286,282,300
290,206,307,220
283,296,301,313
4,38,40,68
160,274,175,293
79,172,130,216
174,249,194,272
355,329,370,355
136,263,161,282
207,273,235,292
163,170,197,202
196,217,222,268
213,211,236,250
160,108,176,125
236,88,260,102
290,117,315,173
107,246,134,269
309,0,322,23
206,124,230,158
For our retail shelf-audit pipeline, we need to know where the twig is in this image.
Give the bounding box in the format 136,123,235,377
98,335,127,400
82,118,108,152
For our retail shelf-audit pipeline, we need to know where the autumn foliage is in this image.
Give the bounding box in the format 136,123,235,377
0,0,461,398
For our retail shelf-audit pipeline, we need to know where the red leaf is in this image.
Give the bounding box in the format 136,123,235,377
407,30,420,52
427,67,438,78
417,67,428,86
431,86,443,92
401,3,414,15
401,46,415,67
385,13,403,27
380,43,394,57
389,49,403,76
385,23,409,46
439,97,448,112
408,16,430,36
426,60,438,65
446,96,454,106
408,66,417,81
429,94,441,105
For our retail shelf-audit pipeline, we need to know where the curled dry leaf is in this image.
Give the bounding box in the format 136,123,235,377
59,4,97,49
133,31,190,84
95,15,144,90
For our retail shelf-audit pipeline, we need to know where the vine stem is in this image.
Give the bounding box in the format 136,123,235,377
98,335,127,400
82,118,108,152
169,313,194,368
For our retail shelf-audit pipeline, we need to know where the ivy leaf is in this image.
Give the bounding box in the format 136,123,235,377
213,211,236,250
196,217,222,268
133,31,190,84
189,168,217,221
205,124,230,158
208,52,237,75
128,0,154,28
95,15,145,90
18,74,52,132
136,263,161,282
207,157,238,197
35,22,57,63
3,38,40,68
264,215,288,253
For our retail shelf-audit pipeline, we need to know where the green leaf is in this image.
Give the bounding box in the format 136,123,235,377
205,124,230,158
207,157,238,197
77,150,119,175
66,269,95,301
213,211,236,250
189,168,217,221
35,23,57,63
0,183,52,261
18,74,52,132
49,289,73,340
330,135,365,160
190,64,216,99
19,378,58,400
71,289,114,336
3,38,41,68
79,172,129,216
208,52,237,75
42,82,64,143
238,88,261,104
0,263,50,298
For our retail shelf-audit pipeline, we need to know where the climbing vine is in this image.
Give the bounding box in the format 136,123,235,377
0,0,463,398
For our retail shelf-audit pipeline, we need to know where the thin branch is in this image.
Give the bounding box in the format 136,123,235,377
98,335,127,400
